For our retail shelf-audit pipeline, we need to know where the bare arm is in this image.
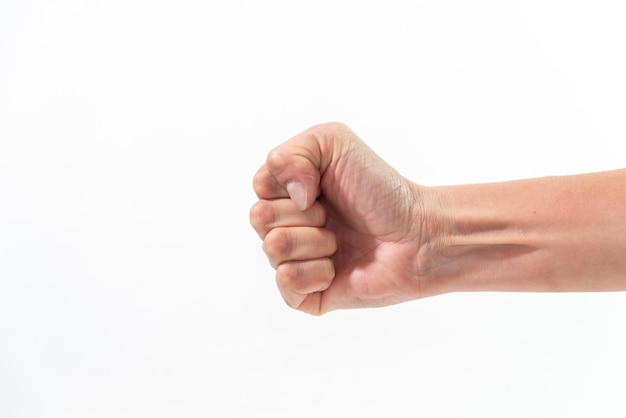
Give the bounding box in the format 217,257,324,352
251,122,626,314
422,170,626,296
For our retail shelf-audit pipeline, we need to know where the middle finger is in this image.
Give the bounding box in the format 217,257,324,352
262,226,337,268
250,198,326,239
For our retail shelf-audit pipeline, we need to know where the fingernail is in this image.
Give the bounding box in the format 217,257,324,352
286,182,307,211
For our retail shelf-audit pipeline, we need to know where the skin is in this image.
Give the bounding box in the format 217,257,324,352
250,122,626,315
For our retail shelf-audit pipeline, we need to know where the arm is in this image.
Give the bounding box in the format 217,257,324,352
251,122,626,315
423,170,626,295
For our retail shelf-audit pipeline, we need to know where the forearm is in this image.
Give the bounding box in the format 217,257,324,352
421,169,626,295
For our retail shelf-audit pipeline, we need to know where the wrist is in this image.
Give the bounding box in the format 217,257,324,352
406,182,458,297
414,181,549,296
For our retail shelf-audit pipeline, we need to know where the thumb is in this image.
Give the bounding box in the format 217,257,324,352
285,181,310,212
266,123,343,211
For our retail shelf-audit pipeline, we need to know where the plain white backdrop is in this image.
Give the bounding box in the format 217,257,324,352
1,1,625,417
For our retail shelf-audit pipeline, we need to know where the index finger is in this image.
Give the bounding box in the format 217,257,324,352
254,122,352,210
253,164,289,200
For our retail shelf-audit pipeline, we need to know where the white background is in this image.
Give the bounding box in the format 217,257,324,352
1,1,625,417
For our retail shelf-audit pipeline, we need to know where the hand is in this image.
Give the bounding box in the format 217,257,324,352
250,122,437,315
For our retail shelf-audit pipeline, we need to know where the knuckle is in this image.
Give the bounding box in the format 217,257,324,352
253,168,277,199
276,259,335,295
262,228,293,260
276,263,302,288
276,263,299,289
312,121,351,142
266,148,289,171
252,175,263,195
252,166,267,194
324,121,349,133
249,200,274,235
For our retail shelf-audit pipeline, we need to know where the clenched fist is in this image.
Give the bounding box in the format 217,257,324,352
252,123,626,315
250,123,438,315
